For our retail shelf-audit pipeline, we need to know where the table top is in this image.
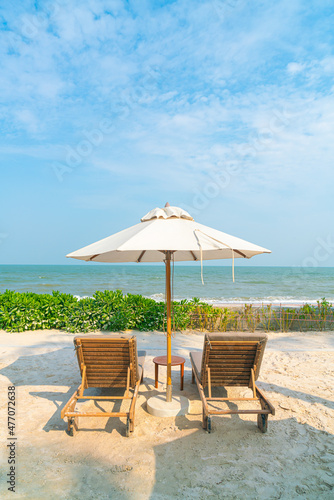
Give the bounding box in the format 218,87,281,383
153,355,185,366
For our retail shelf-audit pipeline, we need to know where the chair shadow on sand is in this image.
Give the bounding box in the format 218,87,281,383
259,381,334,409
0,347,142,436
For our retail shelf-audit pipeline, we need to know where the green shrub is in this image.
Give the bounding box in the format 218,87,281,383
0,290,333,333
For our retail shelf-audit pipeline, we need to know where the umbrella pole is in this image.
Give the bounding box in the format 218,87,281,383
165,251,172,402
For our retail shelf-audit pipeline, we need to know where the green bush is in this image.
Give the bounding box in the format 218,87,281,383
0,290,199,333
0,290,333,333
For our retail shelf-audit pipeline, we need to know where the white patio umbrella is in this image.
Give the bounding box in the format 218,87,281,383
66,204,271,405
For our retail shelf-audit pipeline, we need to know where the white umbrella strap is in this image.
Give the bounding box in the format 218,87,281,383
200,244,204,285
194,230,205,284
232,249,234,282
194,229,235,283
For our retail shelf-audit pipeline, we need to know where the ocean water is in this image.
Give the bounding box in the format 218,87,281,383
0,265,333,306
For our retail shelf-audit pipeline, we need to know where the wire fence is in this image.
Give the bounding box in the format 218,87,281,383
188,300,334,333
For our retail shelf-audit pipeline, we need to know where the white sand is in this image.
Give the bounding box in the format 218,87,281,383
0,329,333,499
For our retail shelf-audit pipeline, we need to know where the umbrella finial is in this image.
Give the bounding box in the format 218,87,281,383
164,202,170,207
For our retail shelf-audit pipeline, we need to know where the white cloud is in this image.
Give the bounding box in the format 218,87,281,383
14,109,40,134
287,62,305,74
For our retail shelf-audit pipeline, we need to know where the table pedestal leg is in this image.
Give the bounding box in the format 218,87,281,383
180,363,184,391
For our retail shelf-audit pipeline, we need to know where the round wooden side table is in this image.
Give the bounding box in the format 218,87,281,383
153,355,185,391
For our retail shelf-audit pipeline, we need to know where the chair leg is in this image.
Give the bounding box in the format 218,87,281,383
207,416,212,434
126,417,130,437
257,413,268,433
202,407,208,430
258,393,270,433
130,418,134,433
192,370,195,384
68,417,78,436
129,405,135,434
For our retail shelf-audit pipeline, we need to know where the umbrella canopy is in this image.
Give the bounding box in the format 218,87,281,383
66,204,271,403
66,205,270,263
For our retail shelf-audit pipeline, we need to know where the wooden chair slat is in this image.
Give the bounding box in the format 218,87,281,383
82,348,130,353
212,352,255,356
211,377,251,381
86,369,129,374
210,363,252,368
86,376,128,380
210,346,257,351
86,383,129,388
82,354,130,359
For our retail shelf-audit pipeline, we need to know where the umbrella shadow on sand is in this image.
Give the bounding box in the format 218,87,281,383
0,440,139,500
150,415,334,499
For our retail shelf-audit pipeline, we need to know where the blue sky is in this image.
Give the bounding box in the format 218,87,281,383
0,0,333,266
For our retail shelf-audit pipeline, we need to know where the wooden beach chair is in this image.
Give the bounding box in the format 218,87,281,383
61,335,146,437
190,332,275,433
